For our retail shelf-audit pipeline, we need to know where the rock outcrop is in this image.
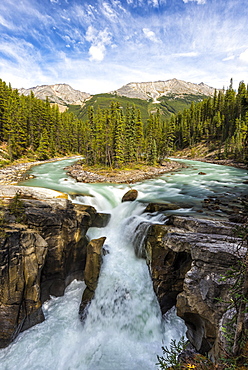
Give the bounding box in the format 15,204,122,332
0,228,48,348
144,215,244,359
79,237,106,320
0,186,110,348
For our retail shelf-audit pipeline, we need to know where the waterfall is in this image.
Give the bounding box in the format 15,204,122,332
0,182,186,370
1,157,247,369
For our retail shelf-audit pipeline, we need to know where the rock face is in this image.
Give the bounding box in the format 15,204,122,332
0,186,109,348
18,84,91,112
144,215,244,359
0,229,47,348
111,78,217,101
79,237,106,320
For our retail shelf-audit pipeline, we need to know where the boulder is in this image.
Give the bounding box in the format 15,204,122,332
79,237,106,319
121,189,138,202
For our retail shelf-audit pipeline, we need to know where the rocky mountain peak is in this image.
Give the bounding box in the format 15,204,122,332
18,84,91,112
111,78,217,101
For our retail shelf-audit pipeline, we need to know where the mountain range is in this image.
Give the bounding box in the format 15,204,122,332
18,78,218,119
19,84,91,112
111,78,217,101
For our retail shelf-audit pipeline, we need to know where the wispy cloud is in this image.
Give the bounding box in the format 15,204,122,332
182,0,207,4
0,14,15,30
0,0,247,93
172,52,199,58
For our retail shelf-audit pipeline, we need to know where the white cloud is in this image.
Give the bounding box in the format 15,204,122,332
85,26,112,62
239,49,248,63
88,44,105,62
182,0,206,4
143,28,160,43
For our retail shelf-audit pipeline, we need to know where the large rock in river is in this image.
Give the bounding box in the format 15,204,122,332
79,236,106,320
122,189,138,202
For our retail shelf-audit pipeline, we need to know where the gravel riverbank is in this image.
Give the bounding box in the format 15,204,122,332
0,157,81,185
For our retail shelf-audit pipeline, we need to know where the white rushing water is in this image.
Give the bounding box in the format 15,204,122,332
0,158,247,370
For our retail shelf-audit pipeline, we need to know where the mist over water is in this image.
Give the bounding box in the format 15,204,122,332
0,158,247,369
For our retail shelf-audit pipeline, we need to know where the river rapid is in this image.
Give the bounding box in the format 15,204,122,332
0,158,247,370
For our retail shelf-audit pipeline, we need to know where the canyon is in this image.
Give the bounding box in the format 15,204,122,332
0,158,247,366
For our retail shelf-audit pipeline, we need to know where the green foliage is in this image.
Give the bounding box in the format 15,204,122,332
68,93,152,122
157,337,188,369
0,78,84,161
158,94,209,117
170,81,248,162
36,129,50,160
8,191,25,222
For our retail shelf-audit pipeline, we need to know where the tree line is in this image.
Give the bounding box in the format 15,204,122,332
169,79,248,160
0,79,84,161
0,78,247,166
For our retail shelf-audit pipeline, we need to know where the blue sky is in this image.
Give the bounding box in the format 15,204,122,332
0,0,247,94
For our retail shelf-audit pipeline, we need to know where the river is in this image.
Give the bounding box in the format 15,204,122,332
0,158,247,370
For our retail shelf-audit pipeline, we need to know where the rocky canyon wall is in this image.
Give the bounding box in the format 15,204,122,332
0,186,109,348
144,215,245,359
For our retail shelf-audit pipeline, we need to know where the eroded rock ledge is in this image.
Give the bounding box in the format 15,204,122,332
0,185,110,348
144,215,244,359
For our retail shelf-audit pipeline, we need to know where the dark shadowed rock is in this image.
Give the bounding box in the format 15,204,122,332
144,202,180,213
121,189,138,202
92,213,111,228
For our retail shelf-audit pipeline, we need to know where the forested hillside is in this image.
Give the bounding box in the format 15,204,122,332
171,79,248,160
67,92,209,121
0,79,84,163
0,78,247,167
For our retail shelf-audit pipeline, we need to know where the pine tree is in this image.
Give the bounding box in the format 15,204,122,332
36,129,50,160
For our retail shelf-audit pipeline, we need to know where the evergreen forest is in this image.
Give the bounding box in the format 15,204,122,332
0,78,247,167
